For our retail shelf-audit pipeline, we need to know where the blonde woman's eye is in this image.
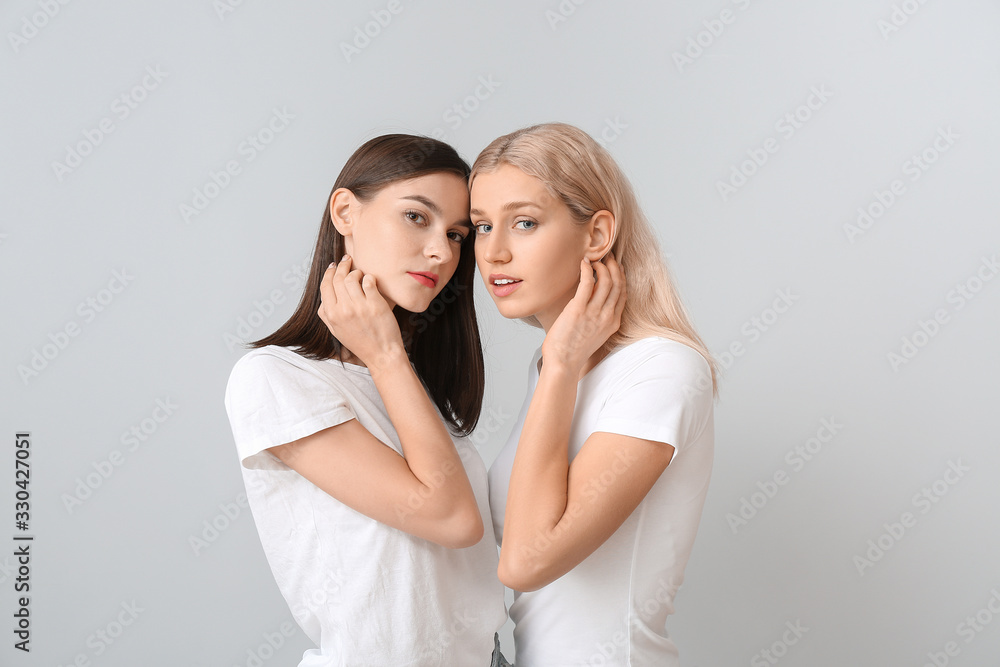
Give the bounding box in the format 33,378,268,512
514,219,537,230
474,222,492,235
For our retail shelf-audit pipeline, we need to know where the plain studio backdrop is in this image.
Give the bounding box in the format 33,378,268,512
2,1,999,665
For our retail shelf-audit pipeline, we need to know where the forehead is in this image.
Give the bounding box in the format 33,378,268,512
378,171,468,197
471,164,556,206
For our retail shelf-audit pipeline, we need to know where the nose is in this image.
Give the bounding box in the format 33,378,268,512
423,229,454,265
477,227,511,264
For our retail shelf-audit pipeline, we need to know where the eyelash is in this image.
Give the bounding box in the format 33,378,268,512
405,209,468,244
473,219,536,235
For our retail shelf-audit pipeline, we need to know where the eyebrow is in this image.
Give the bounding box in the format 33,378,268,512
401,194,473,230
400,194,442,215
469,200,541,217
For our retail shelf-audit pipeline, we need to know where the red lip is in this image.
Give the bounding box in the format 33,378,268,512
408,271,438,288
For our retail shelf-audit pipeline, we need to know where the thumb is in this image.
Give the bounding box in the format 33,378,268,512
361,274,384,301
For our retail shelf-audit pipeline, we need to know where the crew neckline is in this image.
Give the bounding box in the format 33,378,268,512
322,356,372,375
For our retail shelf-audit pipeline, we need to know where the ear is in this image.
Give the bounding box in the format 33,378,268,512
584,210,616,262
329,187,358,237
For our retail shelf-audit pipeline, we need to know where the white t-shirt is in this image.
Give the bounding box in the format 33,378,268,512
224,345,507,667
488,337,715,667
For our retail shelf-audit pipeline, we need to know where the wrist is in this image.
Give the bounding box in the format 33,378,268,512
366,343,409,377
537,356,580,385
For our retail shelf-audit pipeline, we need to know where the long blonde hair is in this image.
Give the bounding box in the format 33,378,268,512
471,122,719,396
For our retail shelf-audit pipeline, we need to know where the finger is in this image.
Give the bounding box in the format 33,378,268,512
342,268,366,303
360,274,391,312
332,255,354,302
589,259,613,312
614,257,627,318
319,262,339,308
603,254,625,312
611,278,627,326
571,258,595,307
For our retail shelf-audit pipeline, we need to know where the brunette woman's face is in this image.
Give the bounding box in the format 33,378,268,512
470,164,593,330
332,172,472,313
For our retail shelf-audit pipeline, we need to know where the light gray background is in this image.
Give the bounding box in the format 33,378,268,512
3,1,999,665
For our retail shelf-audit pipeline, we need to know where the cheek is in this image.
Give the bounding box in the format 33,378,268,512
473,240,489,269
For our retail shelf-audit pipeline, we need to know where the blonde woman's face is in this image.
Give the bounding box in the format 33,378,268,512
470,164,591,329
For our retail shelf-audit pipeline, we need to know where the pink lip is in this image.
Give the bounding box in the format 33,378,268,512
488,273,522,297
408,271,438,288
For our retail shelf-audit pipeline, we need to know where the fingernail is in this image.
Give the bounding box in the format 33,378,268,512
342,254,349,261
328,262,335,269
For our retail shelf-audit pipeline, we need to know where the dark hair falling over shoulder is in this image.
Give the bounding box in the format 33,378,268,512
249,134,484,436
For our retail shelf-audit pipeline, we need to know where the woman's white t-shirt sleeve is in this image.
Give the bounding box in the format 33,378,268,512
224,351,357,469
592,344,714,464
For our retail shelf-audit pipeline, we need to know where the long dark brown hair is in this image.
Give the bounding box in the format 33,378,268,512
251,134,484,435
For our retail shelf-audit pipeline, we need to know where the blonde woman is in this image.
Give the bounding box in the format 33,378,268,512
471,123,718,666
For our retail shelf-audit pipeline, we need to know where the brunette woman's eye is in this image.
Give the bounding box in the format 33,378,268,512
404,210,425,224
447,230,468,243
514,219,537,230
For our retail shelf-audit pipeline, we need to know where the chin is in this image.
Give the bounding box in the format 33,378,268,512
493,300,534,321
392,292,435,314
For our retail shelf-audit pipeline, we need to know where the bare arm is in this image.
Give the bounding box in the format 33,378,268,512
498,358,673,589
270,257,482,549
498,255,675,590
